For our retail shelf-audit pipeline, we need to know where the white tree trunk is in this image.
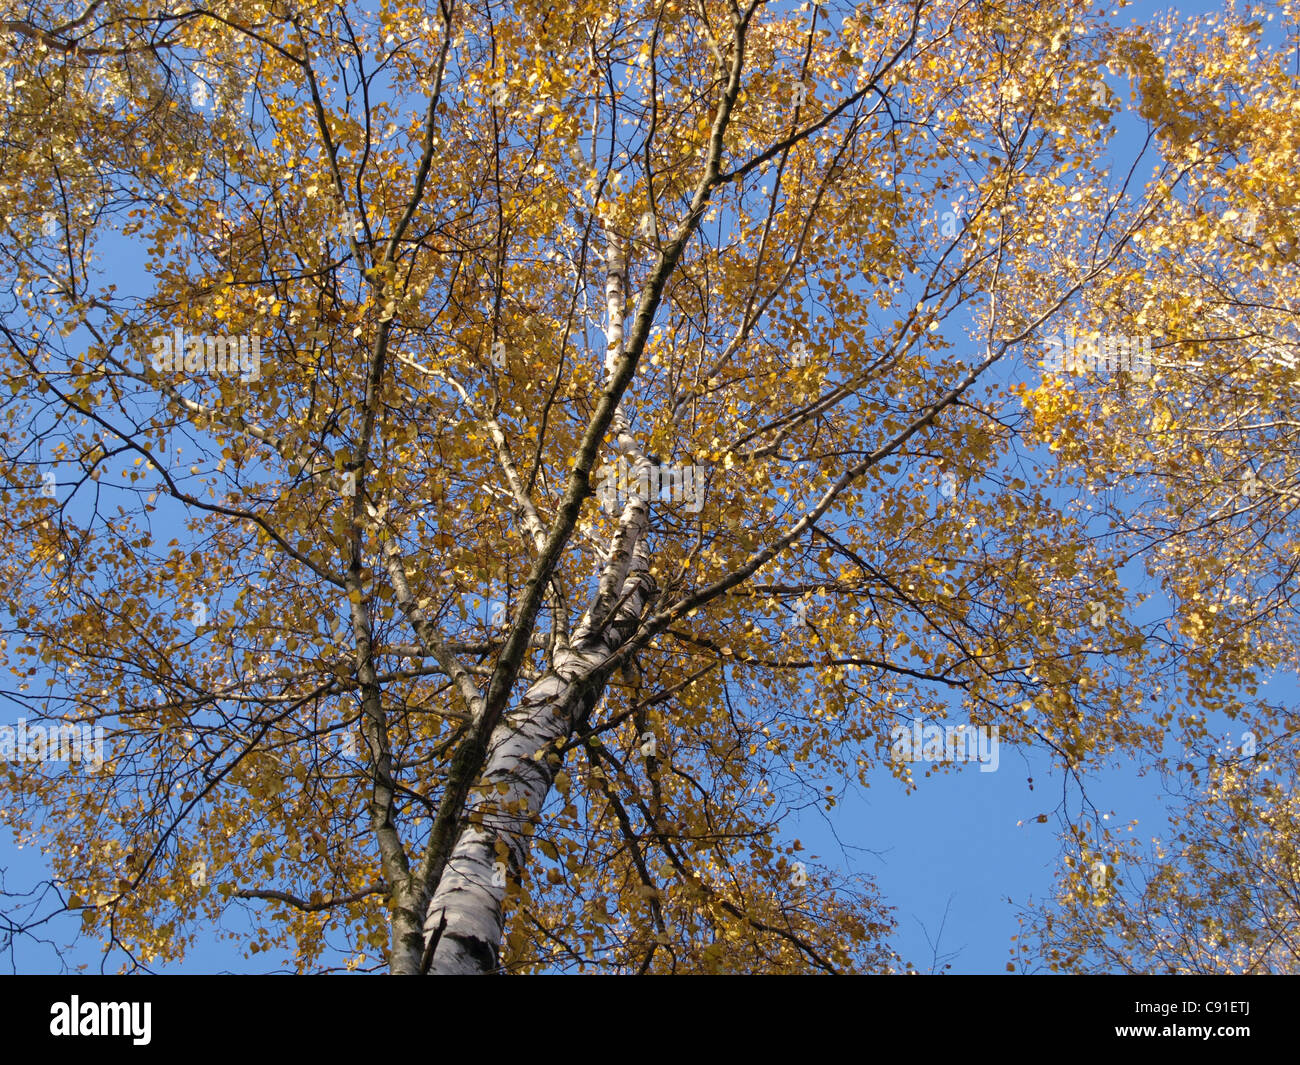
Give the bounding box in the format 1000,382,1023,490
424,501,654,974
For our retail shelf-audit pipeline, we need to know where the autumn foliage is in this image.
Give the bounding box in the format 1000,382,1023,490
0,0,1297,973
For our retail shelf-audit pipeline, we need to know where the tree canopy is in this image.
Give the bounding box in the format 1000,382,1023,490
1,0,1297,974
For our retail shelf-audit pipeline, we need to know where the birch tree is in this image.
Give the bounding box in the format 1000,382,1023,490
0,0,1292,974
1013,1,1300,974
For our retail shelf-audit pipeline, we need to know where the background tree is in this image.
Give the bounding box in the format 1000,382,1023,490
1014,0,1300,974
0,0,1289,974
1019,733,1300,974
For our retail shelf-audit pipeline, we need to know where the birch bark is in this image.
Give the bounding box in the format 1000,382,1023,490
424,497,654,973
